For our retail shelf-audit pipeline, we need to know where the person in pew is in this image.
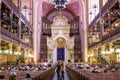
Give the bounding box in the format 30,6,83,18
0,75,5,79
26,72,31,80
9,72,16,80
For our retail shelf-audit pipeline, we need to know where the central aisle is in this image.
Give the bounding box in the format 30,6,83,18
52,71,71,80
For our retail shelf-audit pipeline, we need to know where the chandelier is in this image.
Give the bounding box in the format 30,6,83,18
50,0,71,9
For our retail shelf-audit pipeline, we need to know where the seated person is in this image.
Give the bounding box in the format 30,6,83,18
26,73,31,78
0,75,5,79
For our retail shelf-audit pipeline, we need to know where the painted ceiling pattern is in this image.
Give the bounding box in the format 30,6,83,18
66,1,79,16
47,9,74,22
53,13,68,27
42,1,80,22
42,2,54,16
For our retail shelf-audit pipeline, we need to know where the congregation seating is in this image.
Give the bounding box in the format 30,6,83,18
0,64,55,80
31,67,55,80
66,64,120,80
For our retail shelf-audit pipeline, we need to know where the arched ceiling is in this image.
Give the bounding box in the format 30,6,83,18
42,1,80,22
66,1,79,16
46,8,74,22
42,2,54,17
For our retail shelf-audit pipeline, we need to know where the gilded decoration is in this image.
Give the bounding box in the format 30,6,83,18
56,37,66,48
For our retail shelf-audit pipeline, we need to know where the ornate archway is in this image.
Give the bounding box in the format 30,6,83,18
56,37,66,61
33,0,88,63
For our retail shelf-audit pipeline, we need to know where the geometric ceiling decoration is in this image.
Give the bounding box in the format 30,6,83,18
53,12,68,27
66,1,79,16
49,0,71,9
42,1,80,22
42,2,54,16
46,9,74,22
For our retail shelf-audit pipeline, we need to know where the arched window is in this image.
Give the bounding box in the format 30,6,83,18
88,0,99,24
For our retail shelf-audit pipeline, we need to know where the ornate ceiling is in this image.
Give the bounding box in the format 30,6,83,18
42,1,80,22
42,2,54,17
53,13,68,27
46,9,74,22
66,1,79,16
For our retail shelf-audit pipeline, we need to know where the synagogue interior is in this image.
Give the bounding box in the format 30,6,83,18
0,0,120,80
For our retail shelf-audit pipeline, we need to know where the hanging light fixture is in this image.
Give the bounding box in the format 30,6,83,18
50,0,71,9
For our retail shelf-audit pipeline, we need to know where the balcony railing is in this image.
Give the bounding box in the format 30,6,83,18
89,26,120,48
102,26,120,41
2,0,32,29
0,27,19,42
88,0,119,48
1,27,11,38
88,42,100,48
88,13,100,28
88,0,117,28
21,42,33,49
21,14,31,28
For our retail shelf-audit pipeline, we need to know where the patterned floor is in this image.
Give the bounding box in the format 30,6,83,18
52,71,71,80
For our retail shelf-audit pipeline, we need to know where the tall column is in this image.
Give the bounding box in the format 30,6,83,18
65,47,68,63
99,0,104,38
0,0,2,41
85,0,88,62
8,43,13,64
53,48,57,63
51,49,53,62
18,0,21,40
33,0,38,64
33,0,43,64
80,0,88,62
